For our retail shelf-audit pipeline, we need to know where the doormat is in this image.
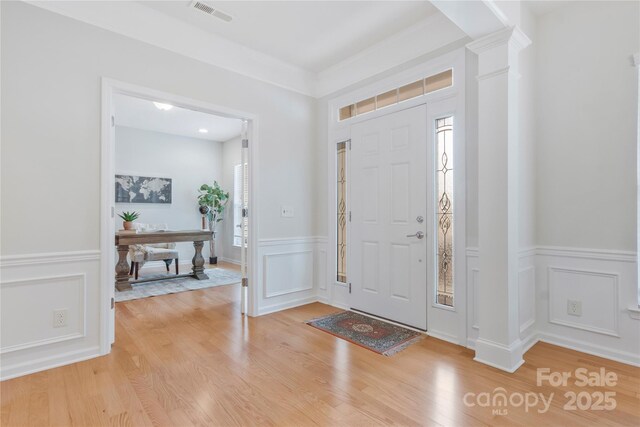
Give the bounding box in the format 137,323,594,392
306,311,423,356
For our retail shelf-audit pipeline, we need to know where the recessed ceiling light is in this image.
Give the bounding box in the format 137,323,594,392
198,128,209,134
153,102,173,111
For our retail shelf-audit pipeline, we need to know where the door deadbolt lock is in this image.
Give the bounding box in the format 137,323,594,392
406,231,425,239
416,216,424,223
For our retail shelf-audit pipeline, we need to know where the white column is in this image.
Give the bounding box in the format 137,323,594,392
467,27,531,372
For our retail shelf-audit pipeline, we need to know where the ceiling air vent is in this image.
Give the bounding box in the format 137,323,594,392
190,1,233,22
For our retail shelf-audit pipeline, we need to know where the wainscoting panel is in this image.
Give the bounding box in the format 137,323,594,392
537,247,638,366
256,237,326,315
1,274,86,354
466,248,537,349
0,251,102,380
548,267,619,336
263,251,314,298
519,266,536,334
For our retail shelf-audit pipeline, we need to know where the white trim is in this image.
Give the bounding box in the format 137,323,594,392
467,245,637,263
219,257,241,266
316,13,465,97
101,78,260,356
635,51,640,308
256,296,318,316
328,49,464,125
0,333,85,355
327,48,467,342
474,337,525,373
547,267,620,337
263,250,314,298
259,236,328,247
538,332,640,367
26,0,315,96
427,329,459,345
537,246,636,263
0,346,101,382
521,332,540,355
466,26,531,55
0,250,100,268
0,273,88,354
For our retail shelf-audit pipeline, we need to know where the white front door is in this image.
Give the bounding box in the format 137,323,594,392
349,104,428,330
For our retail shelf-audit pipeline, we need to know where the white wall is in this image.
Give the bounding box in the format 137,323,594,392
0,1,318,379
532,1,640,365
114,126,223,262
220,136,242,264
535,1,639,251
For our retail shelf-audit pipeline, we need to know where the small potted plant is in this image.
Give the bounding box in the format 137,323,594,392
118,211,140,230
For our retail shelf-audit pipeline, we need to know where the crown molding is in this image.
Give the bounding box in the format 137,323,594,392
23,1,469,100
26,0,317,97
466,26,532,55
315,13,466,98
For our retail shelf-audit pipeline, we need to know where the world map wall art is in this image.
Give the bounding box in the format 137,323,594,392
115,175,172,204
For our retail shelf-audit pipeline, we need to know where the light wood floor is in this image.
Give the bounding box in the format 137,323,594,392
1,283,639,426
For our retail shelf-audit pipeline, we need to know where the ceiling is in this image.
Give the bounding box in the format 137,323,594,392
140,1,439,72
114,93,243,141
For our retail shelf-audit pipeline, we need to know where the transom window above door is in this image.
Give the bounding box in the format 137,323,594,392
338,69,453,121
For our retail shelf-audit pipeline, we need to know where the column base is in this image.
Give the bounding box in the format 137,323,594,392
474,338,525,373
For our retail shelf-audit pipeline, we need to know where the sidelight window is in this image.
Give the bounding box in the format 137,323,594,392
337,141,347,283
436,117,454,307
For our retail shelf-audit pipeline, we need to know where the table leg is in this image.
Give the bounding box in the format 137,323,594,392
115,244,132,291
192,240,209,280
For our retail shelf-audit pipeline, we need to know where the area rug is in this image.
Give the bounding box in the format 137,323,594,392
306,311,423,356
115,268,242,302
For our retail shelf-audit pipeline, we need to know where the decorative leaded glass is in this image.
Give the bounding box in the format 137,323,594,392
337,141,347,283
436,117,454,306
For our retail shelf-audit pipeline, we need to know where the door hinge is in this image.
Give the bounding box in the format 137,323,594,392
242,277,248,288
111,297,115,309
242,138,249,148
111,206,115,218
242,207,248,218
348,282,352,293
111,115,115,127
348,211,351,222
348,139,352,150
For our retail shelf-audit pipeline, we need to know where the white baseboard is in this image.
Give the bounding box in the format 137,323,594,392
257,296,319,316
522,332,540,354
219,257,241,265
1,345,101,381
427,329,460,345
474,338,525,373
538,332,640,367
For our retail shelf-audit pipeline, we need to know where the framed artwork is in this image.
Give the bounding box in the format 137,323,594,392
115,175,172,204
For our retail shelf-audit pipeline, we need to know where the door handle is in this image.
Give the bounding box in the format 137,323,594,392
406,231,424,239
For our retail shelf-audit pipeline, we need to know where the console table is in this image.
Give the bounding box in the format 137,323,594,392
115,230,213,291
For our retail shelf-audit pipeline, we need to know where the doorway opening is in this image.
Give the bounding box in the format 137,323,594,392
100,79,258,354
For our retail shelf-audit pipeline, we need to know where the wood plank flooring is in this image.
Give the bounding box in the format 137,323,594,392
1,282,639,426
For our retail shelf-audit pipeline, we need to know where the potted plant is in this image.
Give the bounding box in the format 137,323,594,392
197,182,229,264
118,211,140,230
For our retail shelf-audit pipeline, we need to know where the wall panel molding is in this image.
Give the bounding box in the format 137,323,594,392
1,273,87,354
0,250,100,268
263,250,314,298
537,246,636,263
1,251,100,380
547,266,620,337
